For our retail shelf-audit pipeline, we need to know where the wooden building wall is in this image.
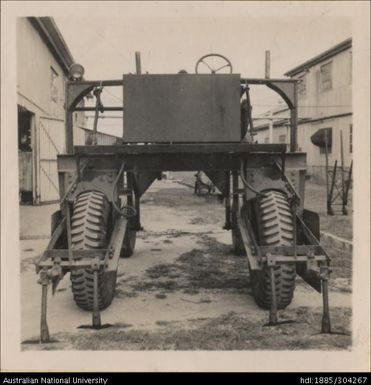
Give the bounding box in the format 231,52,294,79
254,44,352,183
17,18,85,203
296,49,352,120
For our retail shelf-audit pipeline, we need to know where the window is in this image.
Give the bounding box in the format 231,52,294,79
279,134,286,143
264,137,269,144
320,62,332,92
50,67,59,103
349,124,353,153
297,74,306,95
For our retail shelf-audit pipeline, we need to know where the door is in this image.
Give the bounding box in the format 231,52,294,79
39,117,65,202
18,106,33,204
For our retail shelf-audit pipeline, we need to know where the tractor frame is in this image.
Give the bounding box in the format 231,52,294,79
35,54,332,342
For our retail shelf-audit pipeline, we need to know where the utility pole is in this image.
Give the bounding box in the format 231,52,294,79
265,50,273,142
268,111,274,144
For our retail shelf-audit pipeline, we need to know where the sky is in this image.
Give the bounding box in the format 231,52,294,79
53,2,352,137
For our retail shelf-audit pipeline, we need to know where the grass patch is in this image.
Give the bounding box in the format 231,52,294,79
155,293,167,299
324,241,352,280
119,226,350,299
156,320,172,326
145,264,179,279
125,235,249,296
111,322,132,329
189,217,208,225
199,298,212,303
115,288,138,298
305,182,353,241
182,288,200,295
175,235,249,290
130,279,180,292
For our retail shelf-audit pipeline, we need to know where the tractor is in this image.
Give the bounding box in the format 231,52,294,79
35,53,331,342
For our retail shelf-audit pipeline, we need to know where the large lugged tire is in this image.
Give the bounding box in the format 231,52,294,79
250,190,296,310
70,191,117,311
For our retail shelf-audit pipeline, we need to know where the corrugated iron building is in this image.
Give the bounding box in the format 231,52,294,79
82,128,119,145
254,39,352,182
17,17,86,204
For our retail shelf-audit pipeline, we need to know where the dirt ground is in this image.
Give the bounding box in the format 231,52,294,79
20,178,352,351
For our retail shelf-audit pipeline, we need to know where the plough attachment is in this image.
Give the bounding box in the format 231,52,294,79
36,213,129,342
236,198,332,333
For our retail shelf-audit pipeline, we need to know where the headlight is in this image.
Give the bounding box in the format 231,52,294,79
69,63,85,81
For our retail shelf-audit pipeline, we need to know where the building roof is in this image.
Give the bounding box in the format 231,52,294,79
253,118,293,132
253,112,352,132
284,38,352,77
80,127,119,138
28,17,75,75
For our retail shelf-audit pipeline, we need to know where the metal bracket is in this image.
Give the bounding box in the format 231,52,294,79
105,215,128,271
50,257,63,294
306,248,315,270
273,159,301,203
108,247,114,259
60,160,89,206
236,211,261,270
266,253,276,267
297,214,331,263
90,257,101,271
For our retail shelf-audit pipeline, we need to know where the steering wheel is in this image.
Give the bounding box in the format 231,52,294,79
195,53,233,74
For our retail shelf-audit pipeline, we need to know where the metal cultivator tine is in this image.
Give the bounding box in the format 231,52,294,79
267,259,278,325
320,265,332,334
38,269,50,343
92,268,102,329
78,258,112,330
310,264,348,336
264,254,295,327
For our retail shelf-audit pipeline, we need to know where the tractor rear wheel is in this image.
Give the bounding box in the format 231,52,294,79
250,190,296,310
70,191,117,311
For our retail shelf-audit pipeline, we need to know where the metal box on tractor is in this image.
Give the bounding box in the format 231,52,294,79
35,53,332,342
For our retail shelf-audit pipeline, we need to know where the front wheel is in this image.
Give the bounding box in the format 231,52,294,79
70,190,117,311
250,190,296,310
